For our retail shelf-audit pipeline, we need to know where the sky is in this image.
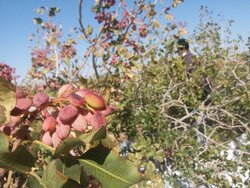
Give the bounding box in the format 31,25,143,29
0,0,249,82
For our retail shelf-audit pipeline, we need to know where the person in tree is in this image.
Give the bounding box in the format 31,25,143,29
176,38,193,79
177,38,212,102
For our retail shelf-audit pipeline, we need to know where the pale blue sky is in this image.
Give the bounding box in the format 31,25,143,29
0,0,249,81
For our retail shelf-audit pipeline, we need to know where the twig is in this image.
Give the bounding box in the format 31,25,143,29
54,45,59,77
78,0,91,42
92,53,99,80
193,127,250,156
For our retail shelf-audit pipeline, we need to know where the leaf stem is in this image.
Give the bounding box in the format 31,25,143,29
6,170,13,188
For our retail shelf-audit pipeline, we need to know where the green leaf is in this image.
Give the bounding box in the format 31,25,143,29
57,158,87,186
49,7,60,17
0,145,36,174
86,25,93,35
79,126,106,143
63,57,70,66
31,140,54,154
0,77,16,125
79,76,88,87
33,18,43,24
41,159,81,188
0,132,9,153
26,175,45,188
35,7,45,15
144,161,155,178
117,46,127,56
152,20,160,29
165,13,174,20
101,134,119,149
78,144,143,188
28,158,87,188
53,137,83,158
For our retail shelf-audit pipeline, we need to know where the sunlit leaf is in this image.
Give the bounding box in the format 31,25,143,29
86,25,93,35
56,158,87,186
35,7,45,15
0,77,16,125
172,0,183,8
0,132,9,153
41,159,81,188
53,137,83,158
165,13,174,20
152,20,160,29
178,27,188,35
31,140,54,154
79,125,106,143
79,144,144,188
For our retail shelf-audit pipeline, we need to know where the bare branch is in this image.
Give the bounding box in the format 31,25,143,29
78,0,91,42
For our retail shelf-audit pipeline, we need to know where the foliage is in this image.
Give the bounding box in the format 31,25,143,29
0,62,17,83
0,1,185,187
0,78,145,187
0,77,16,125
108,6,250,187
